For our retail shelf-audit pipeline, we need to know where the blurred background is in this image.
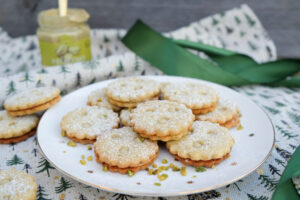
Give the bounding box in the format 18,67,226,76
0,0,299,58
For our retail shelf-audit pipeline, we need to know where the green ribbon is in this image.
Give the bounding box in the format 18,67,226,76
272,146,300,200
122,20,300,198
122,20,300,87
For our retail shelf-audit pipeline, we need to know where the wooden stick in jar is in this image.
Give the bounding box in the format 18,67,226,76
58,0,68,17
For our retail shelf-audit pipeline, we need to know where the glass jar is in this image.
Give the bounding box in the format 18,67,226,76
37,9,92,67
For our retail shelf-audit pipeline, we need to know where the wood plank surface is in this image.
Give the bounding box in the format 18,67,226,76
0,0,299,58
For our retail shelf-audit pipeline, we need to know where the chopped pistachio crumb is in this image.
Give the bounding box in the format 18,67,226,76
169,163,180,171
87,146,92,150
81,155,85,159
128,170,135,177
61,131,66,137
103,114,108,118
257,169,264,175
139,136,145,142
180,166,187,176
152,163,157,168
80,160,86,165
153,169,162,175
157,173,168,181
154,183,161,186
193,175,197,178
97,98,102,102
148,168,153,175
195,167,206,172
158,166,169,171
162,159,168,164
67,141,77,147
87,156,93,161
211,165,216,169
103,166,108,172
237,124,243,130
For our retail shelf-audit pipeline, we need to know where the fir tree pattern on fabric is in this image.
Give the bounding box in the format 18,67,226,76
36,185,51,200
6,154,24,166
55,177,74,193
36,157,55,177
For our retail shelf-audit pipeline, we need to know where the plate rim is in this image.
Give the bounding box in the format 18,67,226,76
37,75,275,197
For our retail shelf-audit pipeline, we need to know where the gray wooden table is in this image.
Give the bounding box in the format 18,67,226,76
0,0,299,58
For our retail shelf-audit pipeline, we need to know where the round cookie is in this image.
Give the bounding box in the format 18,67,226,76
94,127,159,174
130,100,195,141
166,121,234,167
120,109,132,126
108,95,159,108
196,99,240,129
106,77,160,107
0,168,37,200
161,82,219,114
4,87,61,116
0,111,39,144
60,106,119,144
87,88,121,111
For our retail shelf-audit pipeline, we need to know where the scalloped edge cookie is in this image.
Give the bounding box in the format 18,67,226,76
196,99,240,128
130,100,195,141
106,77,160,103
0,168,37,200
93,127,159,173
87,88,121,111
161,82,219,114
4,87,60,111
0,111,39,143
167,121,234,162
60,106,120,143
6,95,61,117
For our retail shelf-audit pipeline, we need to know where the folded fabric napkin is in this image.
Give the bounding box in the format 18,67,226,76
0,4,299,200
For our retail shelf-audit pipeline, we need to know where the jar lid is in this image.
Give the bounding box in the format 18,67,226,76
38,9,90,27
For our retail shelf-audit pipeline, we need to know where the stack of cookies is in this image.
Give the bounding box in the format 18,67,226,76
0,87,61,144
61,76,239,175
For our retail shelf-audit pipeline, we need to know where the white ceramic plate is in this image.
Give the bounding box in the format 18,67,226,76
37,75,275,197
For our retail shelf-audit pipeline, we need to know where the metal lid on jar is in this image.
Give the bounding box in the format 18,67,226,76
38,9,90,28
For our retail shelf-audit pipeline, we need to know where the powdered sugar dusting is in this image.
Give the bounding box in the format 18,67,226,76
4,87,60,110
94,127,158,166
196,99,238,123
161,82,219,109
131,100,194,136
167,121,234,160
60,106,119,140
107,77,160,102
87,88,120,111
120,109,132,126
0,111,38,138
0,168,37,199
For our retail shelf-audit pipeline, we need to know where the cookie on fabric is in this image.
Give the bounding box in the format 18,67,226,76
161,82,219,114
106,77,160,108
87,88,121,111
196,99,240,129
0,111,39,144
130,100,195,141
166,121,234,168
0,168,37,200
60,106,119,144
120,109,132,127
94,127,159,174
4,87,61,116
